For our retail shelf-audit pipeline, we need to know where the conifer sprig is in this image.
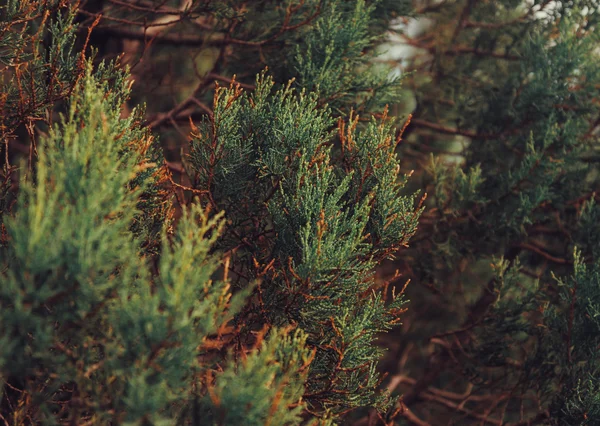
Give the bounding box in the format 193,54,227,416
187,72,421,416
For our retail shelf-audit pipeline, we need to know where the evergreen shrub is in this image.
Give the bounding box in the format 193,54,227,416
1,1,600,425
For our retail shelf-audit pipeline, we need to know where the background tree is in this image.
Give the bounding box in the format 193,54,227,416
380,1,600,424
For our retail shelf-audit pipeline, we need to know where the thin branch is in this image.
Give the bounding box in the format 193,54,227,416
517,242,572,265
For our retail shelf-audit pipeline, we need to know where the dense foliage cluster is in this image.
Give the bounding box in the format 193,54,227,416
1,0,599,425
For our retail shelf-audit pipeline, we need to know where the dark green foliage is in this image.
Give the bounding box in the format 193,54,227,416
1,0,85,243
0,0,81,137
544,244,600,424
390,0,600,424
292,1,402,114
0,1,419,424
0,65,311,425
198,328,316,425
187,73,421,415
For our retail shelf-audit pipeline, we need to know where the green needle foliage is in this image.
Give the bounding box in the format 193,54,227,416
0,1,418,424
186,74,421,415
0,65,246,424
3,0,600,425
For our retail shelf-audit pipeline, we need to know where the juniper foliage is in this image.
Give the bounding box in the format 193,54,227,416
186,73,421,415
392,0,600,423
4,0,600,425
0,1,419,424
